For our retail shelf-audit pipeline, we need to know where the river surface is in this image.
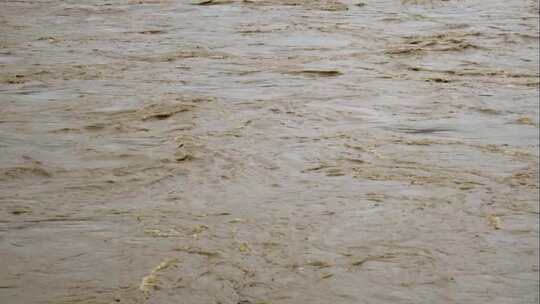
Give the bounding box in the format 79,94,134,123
1,0,539,303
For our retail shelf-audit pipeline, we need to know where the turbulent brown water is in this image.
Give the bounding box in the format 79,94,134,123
1,0,539,303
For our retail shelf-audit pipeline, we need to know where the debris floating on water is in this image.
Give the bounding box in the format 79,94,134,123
488,215,502,230
139,258,180,297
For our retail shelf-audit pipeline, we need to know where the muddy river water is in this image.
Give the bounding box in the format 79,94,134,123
1,0,539,303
